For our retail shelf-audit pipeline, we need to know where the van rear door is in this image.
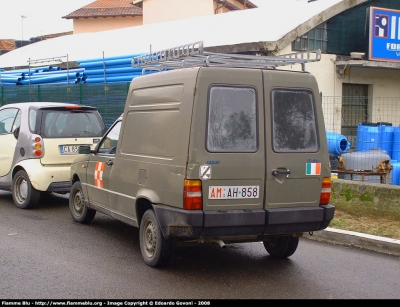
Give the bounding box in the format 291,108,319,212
263,70,328,209
191,67,265,212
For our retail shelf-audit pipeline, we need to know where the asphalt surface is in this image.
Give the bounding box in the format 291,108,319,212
304,227,400,256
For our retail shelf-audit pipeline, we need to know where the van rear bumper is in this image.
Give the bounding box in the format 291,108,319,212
154,204,335,239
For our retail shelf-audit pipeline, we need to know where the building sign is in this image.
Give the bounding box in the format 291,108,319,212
369,7,400,62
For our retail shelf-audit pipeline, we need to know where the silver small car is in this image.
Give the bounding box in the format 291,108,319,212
0,102,105,209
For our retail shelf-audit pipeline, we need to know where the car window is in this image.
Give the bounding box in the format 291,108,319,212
0,108,19,134
12,111,21,132
207,86,257,152
98,120,122,155
41,110,104,138
29,109,37,132
271,88,318,152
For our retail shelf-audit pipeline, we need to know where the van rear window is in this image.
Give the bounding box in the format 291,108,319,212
207,86,257,152
272,88,318,152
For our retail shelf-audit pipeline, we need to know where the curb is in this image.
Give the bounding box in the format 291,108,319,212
303,227,400,256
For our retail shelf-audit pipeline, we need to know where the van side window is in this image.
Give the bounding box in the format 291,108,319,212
0,108,19,134
98,120,122,155
272,88,318,152
207,86,257,152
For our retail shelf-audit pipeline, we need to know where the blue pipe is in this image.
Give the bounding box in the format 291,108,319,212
24,72,82,79
78,58,134,68
76,53,144,64
19,73,84,85
84,75,141,83
86,72,141,79
78,64,137,70
30,70,83,77
83,67,142,75
0,76,23,82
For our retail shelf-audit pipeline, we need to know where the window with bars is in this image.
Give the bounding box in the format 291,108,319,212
292,22,328,52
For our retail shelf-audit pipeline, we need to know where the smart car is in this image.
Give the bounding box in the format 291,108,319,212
0,102,105,209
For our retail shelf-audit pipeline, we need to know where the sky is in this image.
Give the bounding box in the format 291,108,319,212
0,0,268,40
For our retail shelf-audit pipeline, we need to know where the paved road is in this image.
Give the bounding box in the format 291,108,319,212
0,191,399,299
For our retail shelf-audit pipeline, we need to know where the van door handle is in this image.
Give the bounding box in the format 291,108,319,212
106,160,113,166
272,169,291,177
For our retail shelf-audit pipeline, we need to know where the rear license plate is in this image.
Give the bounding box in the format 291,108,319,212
208,186,259,199
60,145,79,155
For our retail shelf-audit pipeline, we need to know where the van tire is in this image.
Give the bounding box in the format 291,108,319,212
263,235,299,258
12,170,40,209
69,181,96,224
139,209,174,267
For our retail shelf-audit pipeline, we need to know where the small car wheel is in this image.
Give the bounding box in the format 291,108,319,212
69,181,96,224
263,235,299,258
12,170,40,209
139,209,174,267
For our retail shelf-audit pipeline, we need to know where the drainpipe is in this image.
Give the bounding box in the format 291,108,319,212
214,0,227,14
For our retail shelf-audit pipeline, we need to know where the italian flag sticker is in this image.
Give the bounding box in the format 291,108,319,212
306,162,321,175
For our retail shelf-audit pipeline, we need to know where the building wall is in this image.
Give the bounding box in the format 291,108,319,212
71,0,245,32
73,16,143,34
278,44,339,96
143,0,214,24
277,44,400,133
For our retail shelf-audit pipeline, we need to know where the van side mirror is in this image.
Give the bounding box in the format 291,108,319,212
78,145,92,154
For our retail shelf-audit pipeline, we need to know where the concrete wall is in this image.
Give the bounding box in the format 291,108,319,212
73,16,143,34
331,179,400,220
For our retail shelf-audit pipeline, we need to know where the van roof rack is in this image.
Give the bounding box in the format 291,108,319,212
132,41,321,74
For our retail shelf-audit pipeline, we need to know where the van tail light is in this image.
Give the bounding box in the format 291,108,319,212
320,177,331,205
183,179,202,210
32,135,44,158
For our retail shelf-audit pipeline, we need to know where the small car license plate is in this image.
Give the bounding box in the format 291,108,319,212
208,186,259,199
60,145,79,155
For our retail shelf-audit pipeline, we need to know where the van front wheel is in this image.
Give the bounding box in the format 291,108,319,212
139,209,174,267
263,235,299,258
12,170,40,209
69,181,96,224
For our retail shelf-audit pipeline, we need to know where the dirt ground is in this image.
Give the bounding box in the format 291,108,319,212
329,209,400,240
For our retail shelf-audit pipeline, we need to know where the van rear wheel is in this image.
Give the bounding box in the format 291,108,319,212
263,235,299,258
139,209,174,267
12,170,40,209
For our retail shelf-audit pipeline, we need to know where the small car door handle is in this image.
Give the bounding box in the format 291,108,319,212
106,160,113,166
272,169,291,177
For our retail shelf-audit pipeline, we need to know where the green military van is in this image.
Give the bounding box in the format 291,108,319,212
69,41,335,267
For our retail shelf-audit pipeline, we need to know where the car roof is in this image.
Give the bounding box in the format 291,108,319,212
0,102,94,111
